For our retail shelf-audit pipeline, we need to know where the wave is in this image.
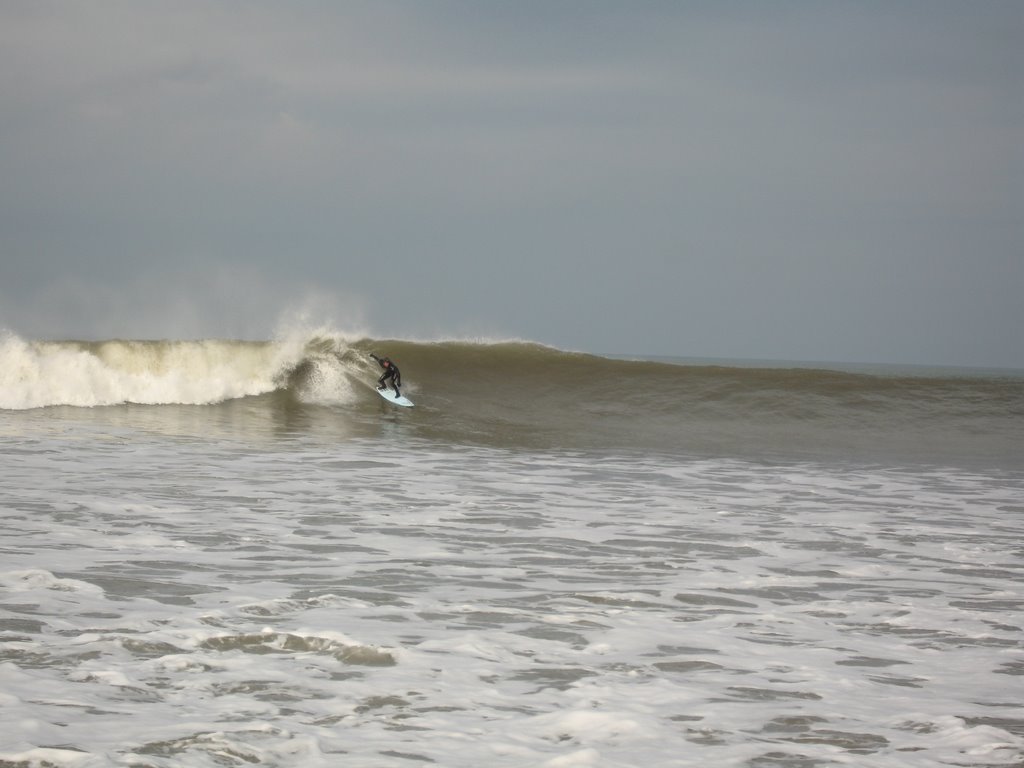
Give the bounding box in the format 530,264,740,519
2,331,1021,466
0,331,572,411
1,334,310,409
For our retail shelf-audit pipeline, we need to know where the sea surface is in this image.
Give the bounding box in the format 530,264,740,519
1,333,1023,767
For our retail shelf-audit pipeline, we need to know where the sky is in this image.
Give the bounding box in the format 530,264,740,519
1,1,1021,368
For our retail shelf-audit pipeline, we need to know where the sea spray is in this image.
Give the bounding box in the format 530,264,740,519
271,322,363,406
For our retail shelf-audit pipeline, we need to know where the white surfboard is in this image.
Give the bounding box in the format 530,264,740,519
376,387,414,407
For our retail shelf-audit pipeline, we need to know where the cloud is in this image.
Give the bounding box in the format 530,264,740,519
0,2,1020,365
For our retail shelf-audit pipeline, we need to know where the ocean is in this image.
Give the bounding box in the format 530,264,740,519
1,332,1022,767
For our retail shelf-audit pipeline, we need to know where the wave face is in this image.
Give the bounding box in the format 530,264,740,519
2,333,1022,466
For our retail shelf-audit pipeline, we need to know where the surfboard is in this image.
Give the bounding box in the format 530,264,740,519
376,387,414,407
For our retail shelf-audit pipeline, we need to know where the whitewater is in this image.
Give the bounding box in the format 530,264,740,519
1,331,1022,767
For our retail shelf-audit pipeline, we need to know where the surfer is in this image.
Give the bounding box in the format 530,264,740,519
370,353,402,399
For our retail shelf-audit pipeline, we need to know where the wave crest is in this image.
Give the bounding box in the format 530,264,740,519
0,332,361,410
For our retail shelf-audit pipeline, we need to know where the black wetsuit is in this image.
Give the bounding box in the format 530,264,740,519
370,354,401,397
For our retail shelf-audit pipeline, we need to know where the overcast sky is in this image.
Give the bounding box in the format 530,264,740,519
1,1,1021,367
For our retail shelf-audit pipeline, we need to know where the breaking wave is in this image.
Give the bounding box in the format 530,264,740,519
1,330,1021,467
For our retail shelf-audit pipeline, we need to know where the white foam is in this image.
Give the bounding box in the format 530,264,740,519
2,431,1022,766
0,748,91,767
0,334,288,408
0,569,104,595
542,747,602,767
0,330,366,409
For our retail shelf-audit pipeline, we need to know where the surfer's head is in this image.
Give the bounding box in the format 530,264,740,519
382,358,391,366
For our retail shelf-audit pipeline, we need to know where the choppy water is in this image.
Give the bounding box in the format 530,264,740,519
2,334,1023,766
2,416,1023,767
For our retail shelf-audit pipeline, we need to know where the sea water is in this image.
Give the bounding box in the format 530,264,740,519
1,335,1022,767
